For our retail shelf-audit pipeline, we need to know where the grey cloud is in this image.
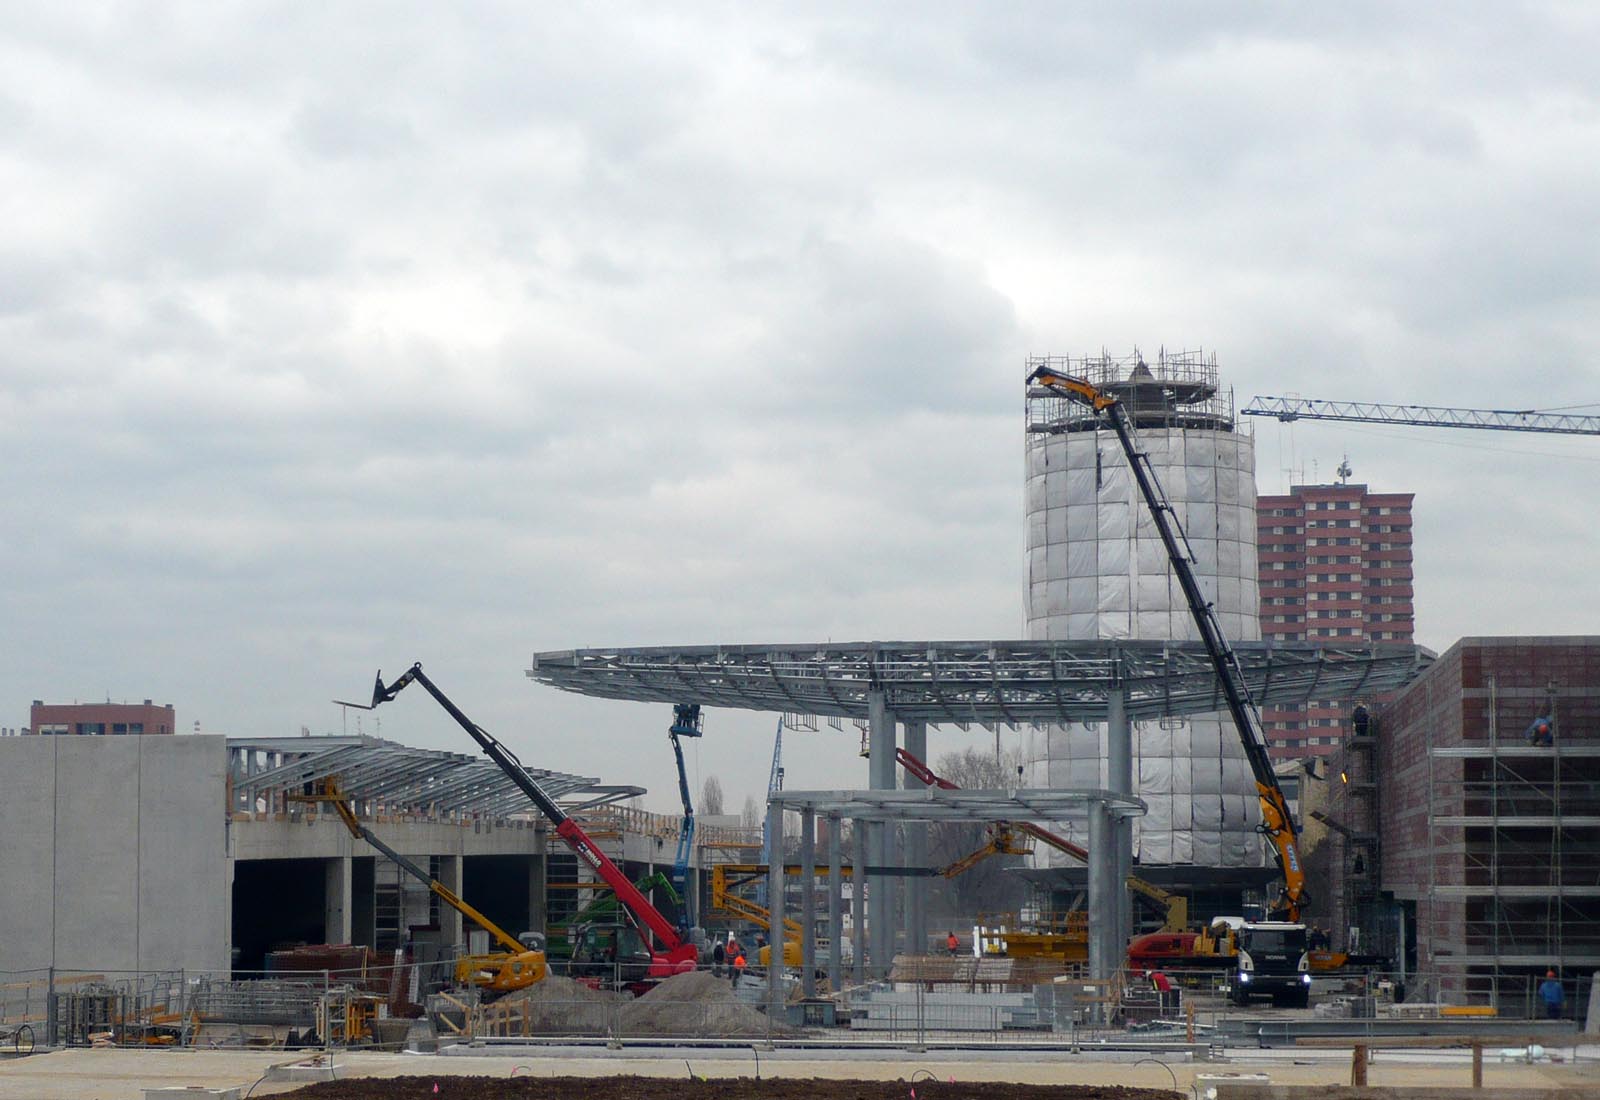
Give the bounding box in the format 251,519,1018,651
2,4,1598,813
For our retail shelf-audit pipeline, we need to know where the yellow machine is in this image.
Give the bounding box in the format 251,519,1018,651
897,747,1190,935
709,863,852,967
939,824,1035,878
291,779,547,995
994,910,1090,963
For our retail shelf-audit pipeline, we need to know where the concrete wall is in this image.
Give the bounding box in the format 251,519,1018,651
0,734,229,975
229,816,544,862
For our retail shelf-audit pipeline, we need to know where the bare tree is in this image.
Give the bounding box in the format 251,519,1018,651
701,774,725,816
925,746,1030,921
740,794,761,831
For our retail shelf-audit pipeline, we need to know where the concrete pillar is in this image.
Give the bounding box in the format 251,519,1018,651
851,816,867,984
324,856,353,945
902,719,928,958
436,856,463,949
765,801,785,1019
351,857,377,950
827,813,843,993
527,852,546,936
867,688,896,977
800,809,816,997
1107,684,1133,957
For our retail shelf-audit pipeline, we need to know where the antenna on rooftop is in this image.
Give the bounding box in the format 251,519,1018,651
1336,456,1353,484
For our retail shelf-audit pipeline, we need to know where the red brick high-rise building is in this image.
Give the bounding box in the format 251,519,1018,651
28,700,176,735
1256,482,1415,759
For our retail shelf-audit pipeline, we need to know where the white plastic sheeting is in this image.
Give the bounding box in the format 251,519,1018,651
1024,428,1264,867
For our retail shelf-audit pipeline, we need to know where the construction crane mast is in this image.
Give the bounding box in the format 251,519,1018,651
760,718,784,861
758,718,784,905
1241,396,1600,436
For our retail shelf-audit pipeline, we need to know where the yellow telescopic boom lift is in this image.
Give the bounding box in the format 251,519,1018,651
294,778,547,994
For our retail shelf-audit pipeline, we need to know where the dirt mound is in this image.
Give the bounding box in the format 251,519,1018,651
288,1075,1183,1099
636,968,737,1003
618,969,796,1038
484,974,624,1035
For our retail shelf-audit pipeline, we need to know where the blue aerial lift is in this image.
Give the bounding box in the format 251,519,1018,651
667,703,703,920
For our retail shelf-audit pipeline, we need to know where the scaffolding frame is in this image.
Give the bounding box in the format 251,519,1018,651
1419,705,1600,1011
1025,347,1235,436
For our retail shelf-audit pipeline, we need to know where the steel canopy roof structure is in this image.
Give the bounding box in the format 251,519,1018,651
527,639,1432,726
227,735,644,819
767,786,1146,824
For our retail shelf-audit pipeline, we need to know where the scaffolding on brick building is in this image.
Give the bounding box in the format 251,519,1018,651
1418,685,1600,1014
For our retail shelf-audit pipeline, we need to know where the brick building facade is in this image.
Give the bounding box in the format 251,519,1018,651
1256,482,1414,758
29,700,176,736
1325,637,1600,1014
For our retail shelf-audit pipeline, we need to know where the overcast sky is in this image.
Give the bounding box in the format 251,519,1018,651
2,4,1597,815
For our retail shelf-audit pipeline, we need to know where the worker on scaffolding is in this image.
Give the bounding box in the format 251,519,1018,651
1526,715,1555,746
1540,970,1565,1019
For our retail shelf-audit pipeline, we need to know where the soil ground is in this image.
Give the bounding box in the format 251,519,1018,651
286,1076,1181,1100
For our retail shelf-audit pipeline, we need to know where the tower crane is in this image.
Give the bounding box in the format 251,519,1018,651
1240,396,1600,436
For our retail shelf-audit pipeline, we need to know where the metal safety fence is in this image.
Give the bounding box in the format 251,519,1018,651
2,960,1581,1053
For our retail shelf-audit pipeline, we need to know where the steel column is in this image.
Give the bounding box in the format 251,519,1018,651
800,808,816,997
827,813,843,992
766,801,785,1018
868,689,899,976
902,719,929,957
1107,684,1133,955
851,816,867,984
1087,806,1113,990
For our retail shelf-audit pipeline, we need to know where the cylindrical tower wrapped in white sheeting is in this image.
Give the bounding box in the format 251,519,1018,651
1023,350,1264,868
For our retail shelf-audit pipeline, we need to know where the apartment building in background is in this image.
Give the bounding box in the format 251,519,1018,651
1256,481,1415,759
28,700,176,736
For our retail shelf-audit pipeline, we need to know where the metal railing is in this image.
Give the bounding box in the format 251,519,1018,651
7,959,1582,1053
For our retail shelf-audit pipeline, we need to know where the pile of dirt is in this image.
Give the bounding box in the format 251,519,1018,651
484,974,625,1035
288,1075,1182,1099
617,968,798,1038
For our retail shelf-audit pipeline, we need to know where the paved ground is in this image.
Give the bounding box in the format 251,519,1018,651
2,1044,1598,1100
